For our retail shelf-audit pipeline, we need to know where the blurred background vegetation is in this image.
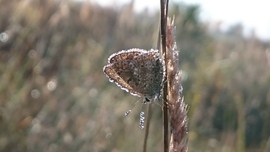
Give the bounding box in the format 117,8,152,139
0,0,269,152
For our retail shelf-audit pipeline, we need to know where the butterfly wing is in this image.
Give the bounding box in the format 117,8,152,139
103,49,163,99
103,60,143,97
108,48,147,64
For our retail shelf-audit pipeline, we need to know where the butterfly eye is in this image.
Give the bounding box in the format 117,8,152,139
127,77,132,83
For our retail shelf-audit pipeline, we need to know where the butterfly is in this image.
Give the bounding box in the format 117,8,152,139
103,48,164,102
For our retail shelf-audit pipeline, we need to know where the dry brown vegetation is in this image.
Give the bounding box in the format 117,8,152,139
0,0,269,152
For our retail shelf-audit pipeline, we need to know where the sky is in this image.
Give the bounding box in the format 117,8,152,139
91,0,270,40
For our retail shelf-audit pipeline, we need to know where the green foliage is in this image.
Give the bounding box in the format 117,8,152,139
0,0,269,151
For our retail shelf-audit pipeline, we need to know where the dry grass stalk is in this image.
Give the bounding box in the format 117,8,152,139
165,18,188,152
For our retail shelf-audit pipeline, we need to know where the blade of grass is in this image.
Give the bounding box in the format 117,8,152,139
160,0,169,151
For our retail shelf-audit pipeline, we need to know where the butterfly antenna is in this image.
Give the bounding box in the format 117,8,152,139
139,102,146,129
124,99,141,116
